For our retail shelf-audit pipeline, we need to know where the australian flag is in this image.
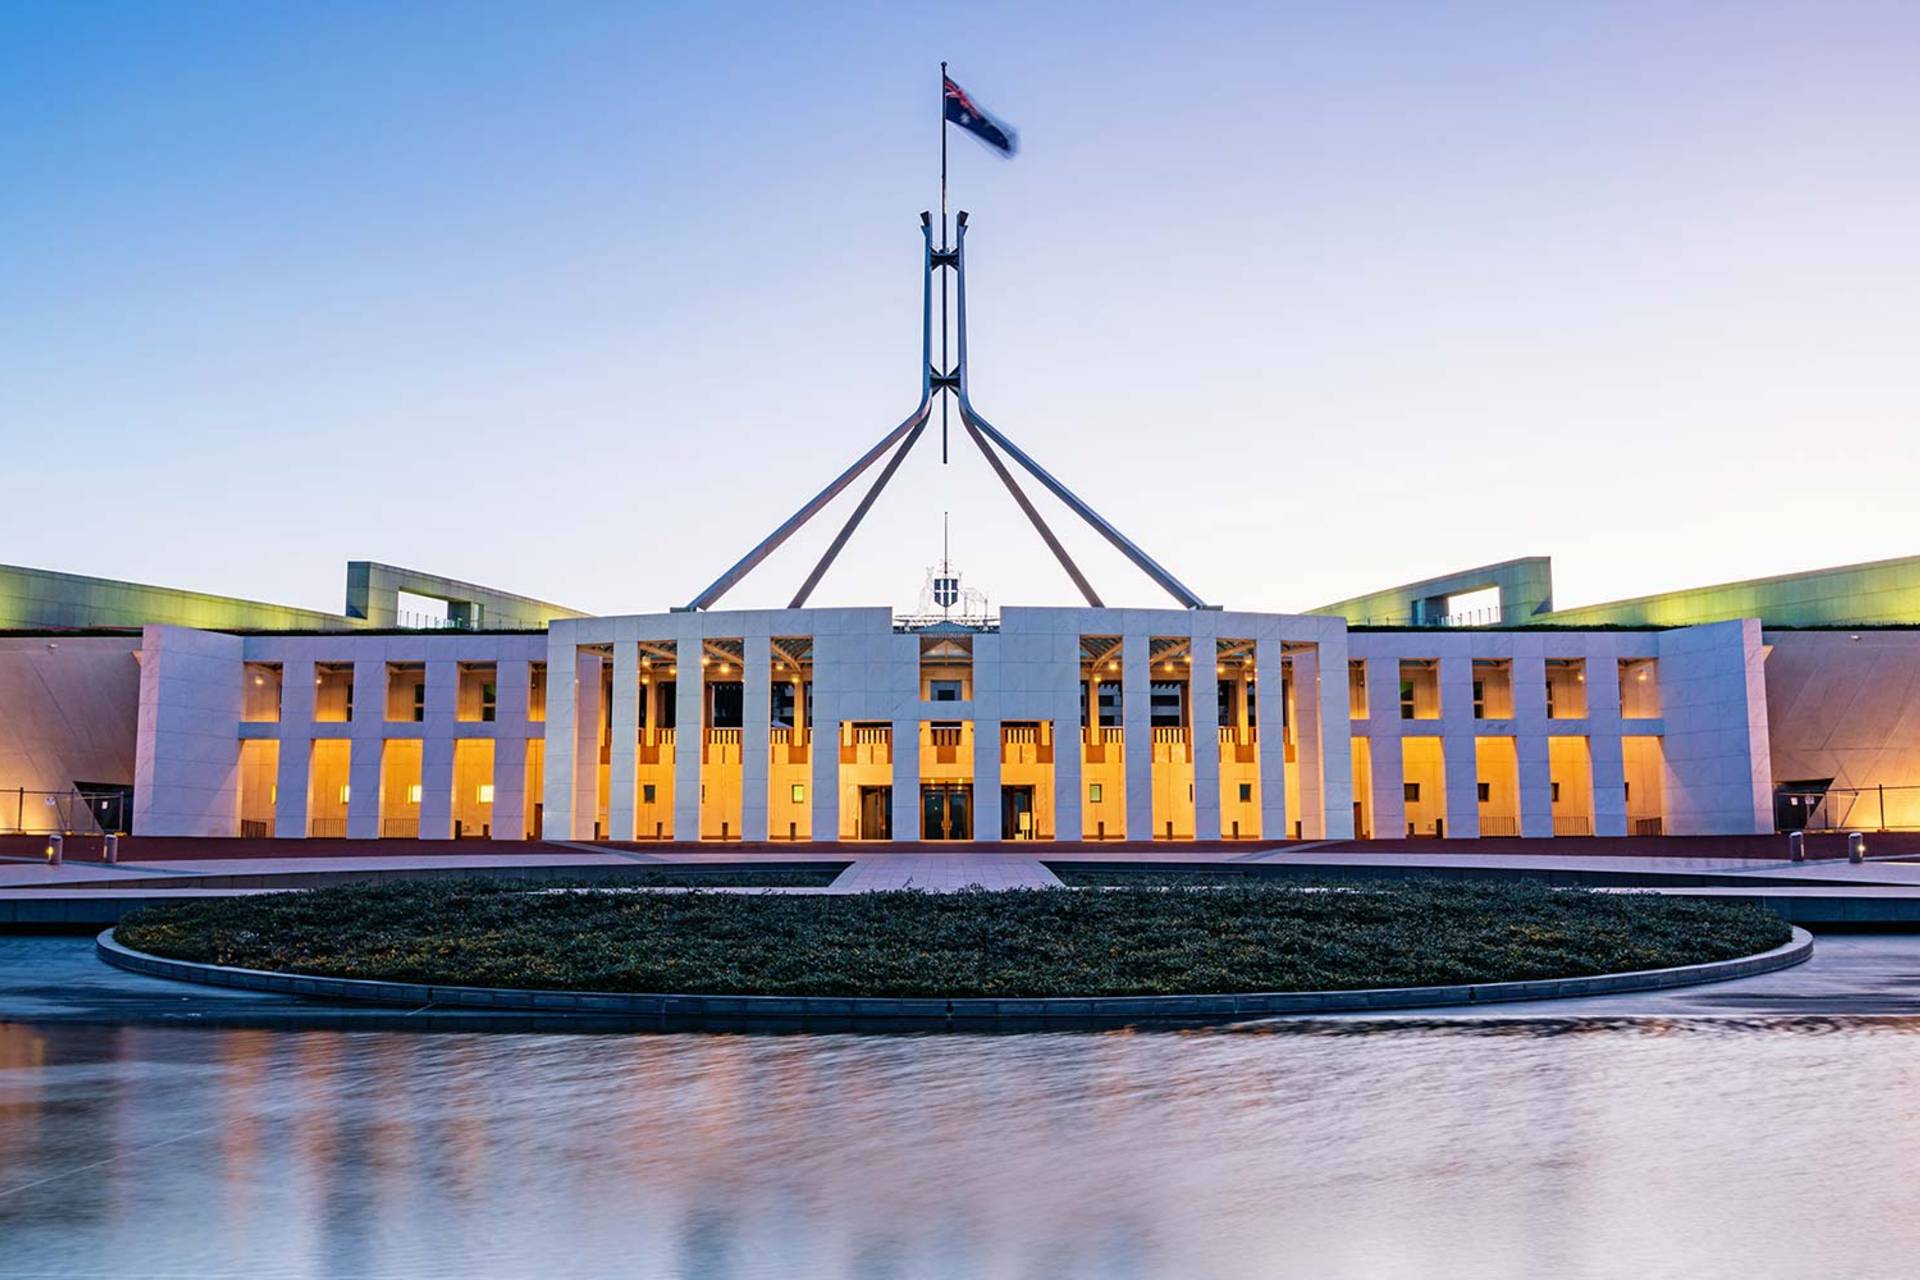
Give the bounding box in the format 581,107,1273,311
944,75,1018,157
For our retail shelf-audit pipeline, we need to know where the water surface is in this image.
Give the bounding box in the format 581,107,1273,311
3,1015,1916,1278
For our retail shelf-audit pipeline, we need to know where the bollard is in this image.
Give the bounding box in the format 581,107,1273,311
1848,831,1867,864
1787,830,1805,862
46,833,63,865
103,832,118,864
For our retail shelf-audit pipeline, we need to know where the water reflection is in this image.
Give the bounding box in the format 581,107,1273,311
2,1019,1918,1278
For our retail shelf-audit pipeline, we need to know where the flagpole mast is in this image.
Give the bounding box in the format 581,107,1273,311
939,60,950,464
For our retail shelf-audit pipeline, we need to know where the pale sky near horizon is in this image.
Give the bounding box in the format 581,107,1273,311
3,2,1917,619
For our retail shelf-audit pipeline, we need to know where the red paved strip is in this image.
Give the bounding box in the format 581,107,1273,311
7,831,1917,863
0,834,582,862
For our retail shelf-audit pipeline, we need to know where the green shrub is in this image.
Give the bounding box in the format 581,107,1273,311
116,877,1791,999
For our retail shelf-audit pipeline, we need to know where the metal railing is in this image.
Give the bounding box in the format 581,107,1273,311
1779,785,1920,833
2,788,130,835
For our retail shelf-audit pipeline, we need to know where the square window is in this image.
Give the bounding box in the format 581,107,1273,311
791,783,806,803
478,784,494,804
1238,783,1253,803
1477,781,1491,802
642,784,657,804
1089,783,1104,804
1404,782,1420,802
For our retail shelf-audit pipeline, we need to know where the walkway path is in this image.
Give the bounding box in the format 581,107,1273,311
828,855,1062,892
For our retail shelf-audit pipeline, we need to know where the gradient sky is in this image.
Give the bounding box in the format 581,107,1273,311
3,2,1917,619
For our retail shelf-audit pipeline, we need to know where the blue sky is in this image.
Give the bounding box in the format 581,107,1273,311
3,2,1917,617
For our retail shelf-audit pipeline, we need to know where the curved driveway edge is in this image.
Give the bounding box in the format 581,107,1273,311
96,927,1813,1032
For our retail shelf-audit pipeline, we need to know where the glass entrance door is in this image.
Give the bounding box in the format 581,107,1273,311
858,786,892,840
921,784,973,840
1001,785,1035,840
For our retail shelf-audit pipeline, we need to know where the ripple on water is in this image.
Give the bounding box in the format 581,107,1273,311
4,1013,1920,1279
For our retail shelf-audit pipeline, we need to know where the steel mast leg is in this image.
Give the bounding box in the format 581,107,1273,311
961,417,1102,607
950,213,1209,610
682,215,939,612
789,408,932,608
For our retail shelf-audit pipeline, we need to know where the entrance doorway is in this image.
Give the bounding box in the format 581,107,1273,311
921,783,973,840
857,786,892,840
1001,785,1035,840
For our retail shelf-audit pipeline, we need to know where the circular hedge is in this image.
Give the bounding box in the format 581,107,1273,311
113,877,1793,1000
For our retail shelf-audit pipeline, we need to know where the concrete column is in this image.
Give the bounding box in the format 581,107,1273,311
674,660,702,840
1512,653,1553,837
419,658,458,839
1053,710,1083,844
1585,650,1629,837
974,718,1001,842
891,716,919,841
1256,637,1289,841
607,643,639,841
1366,656,1406,838
1438,654,1480,839
274,657,315,838
1122,631,1153,841
491,660,531,841
742,635,771,842
1192,644,1222,844
493,732,528,841
574,650,605,839
540,633,577,840
811,713,840,843
1590,731,1628,837
1290,647,1323,839
346,658,385,839
1317,632,1356,839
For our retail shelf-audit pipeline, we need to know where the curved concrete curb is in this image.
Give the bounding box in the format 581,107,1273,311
96,927,1813,1031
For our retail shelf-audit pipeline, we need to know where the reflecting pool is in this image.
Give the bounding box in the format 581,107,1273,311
3,1014,1918,1278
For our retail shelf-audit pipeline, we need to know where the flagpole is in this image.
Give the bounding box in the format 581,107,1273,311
939,60,950,464
939,60,949,248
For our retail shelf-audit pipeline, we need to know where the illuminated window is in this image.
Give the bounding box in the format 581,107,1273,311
478,784,495,804
1089,783,1104,803
407,784,422,805
791,783,806,803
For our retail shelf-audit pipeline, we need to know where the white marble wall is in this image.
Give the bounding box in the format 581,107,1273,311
1658,619,1773,834
132,625,246,837
128,610,1775,845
